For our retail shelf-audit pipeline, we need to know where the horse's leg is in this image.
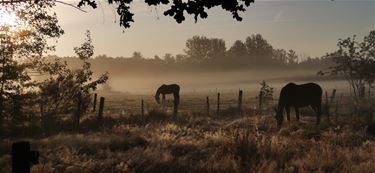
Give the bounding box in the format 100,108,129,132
286,106,291,121
295,106,300,121
311,105,317,113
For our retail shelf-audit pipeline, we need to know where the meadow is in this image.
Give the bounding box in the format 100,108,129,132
0,90,374,173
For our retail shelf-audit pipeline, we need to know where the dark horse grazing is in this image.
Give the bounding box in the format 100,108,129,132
275,83,322,127
155,84,180,116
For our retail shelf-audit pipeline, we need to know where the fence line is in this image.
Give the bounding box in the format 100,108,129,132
90,90,358,119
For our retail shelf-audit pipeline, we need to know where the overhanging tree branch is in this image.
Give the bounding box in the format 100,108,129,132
1,0,256,29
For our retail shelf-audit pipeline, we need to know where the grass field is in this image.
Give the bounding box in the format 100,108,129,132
0,92,374,173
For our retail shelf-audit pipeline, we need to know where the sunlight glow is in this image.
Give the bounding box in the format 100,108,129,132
0,8,18,26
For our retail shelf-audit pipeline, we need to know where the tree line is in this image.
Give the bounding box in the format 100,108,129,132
55,34,334,75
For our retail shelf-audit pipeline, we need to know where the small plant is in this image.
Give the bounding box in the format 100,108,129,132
256,81,274,111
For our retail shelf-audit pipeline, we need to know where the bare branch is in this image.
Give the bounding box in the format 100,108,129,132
0,0,31,4
1,0,87,13
56,0,87,13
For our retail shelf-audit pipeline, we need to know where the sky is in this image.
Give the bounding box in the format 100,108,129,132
52,0,375,59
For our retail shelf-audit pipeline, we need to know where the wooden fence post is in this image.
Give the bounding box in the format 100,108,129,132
98,97,105,128
238,90,243,115
93,93,97,112
206,96,210,116
325,91,330,117
12,141,39,173
217,93,220,117
330,89,337,105
369,84,372,98
141,99,144,117
258,92,263,114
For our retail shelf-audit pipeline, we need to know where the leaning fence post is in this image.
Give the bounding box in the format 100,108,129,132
98,97,105,128
206,96,210,116
141,99,144,117
217,93,220,117
93,93,97,112
238,90,243,115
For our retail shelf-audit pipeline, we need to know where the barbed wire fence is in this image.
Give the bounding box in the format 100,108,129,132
7,87,360,173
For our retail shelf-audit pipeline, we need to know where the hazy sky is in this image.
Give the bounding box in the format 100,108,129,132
53,0,374,59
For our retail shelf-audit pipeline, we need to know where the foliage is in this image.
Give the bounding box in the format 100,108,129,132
319,30,375,101
245,34,274,63
78,0,255,29
257,80,274,108
38,31,108,135
1,0,255,30
184,35,226,64
287,49,298,64
227,40,248,59
0,1,63,128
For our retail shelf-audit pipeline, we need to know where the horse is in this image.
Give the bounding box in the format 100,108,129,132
274,82,322,127
155,84,180,116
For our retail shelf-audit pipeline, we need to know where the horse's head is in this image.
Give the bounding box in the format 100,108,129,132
274,107,284,128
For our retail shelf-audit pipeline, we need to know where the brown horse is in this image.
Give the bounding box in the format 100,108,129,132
274,83,322,127
155,84,180,116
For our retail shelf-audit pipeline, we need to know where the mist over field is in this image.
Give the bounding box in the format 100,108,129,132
54,55,345,94
107,70,348,94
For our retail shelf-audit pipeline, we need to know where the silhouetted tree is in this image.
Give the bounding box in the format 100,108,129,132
245,34,273,64
185,36,226,64
2,0,255,29
76,0,255,29
361,31,375,96
272,49,288,65
38,31,108,135
131,51,143,59
256,80,273,110
319,30,375,101
175,54,187,64
0,1,63,132
228,40,248,59
287,49,299,64
163,53,176,65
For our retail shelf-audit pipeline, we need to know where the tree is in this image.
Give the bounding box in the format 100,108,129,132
1,0,255,29
256,80,273,111
131,51,143,59
0,1,63,131
245,34,273,64
163,53,176,65
227,40,248,59
319,30,375,102
287,49,298,65
184,36,226,64
39,31,108,135
272,49,288,65
361,31,375,96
